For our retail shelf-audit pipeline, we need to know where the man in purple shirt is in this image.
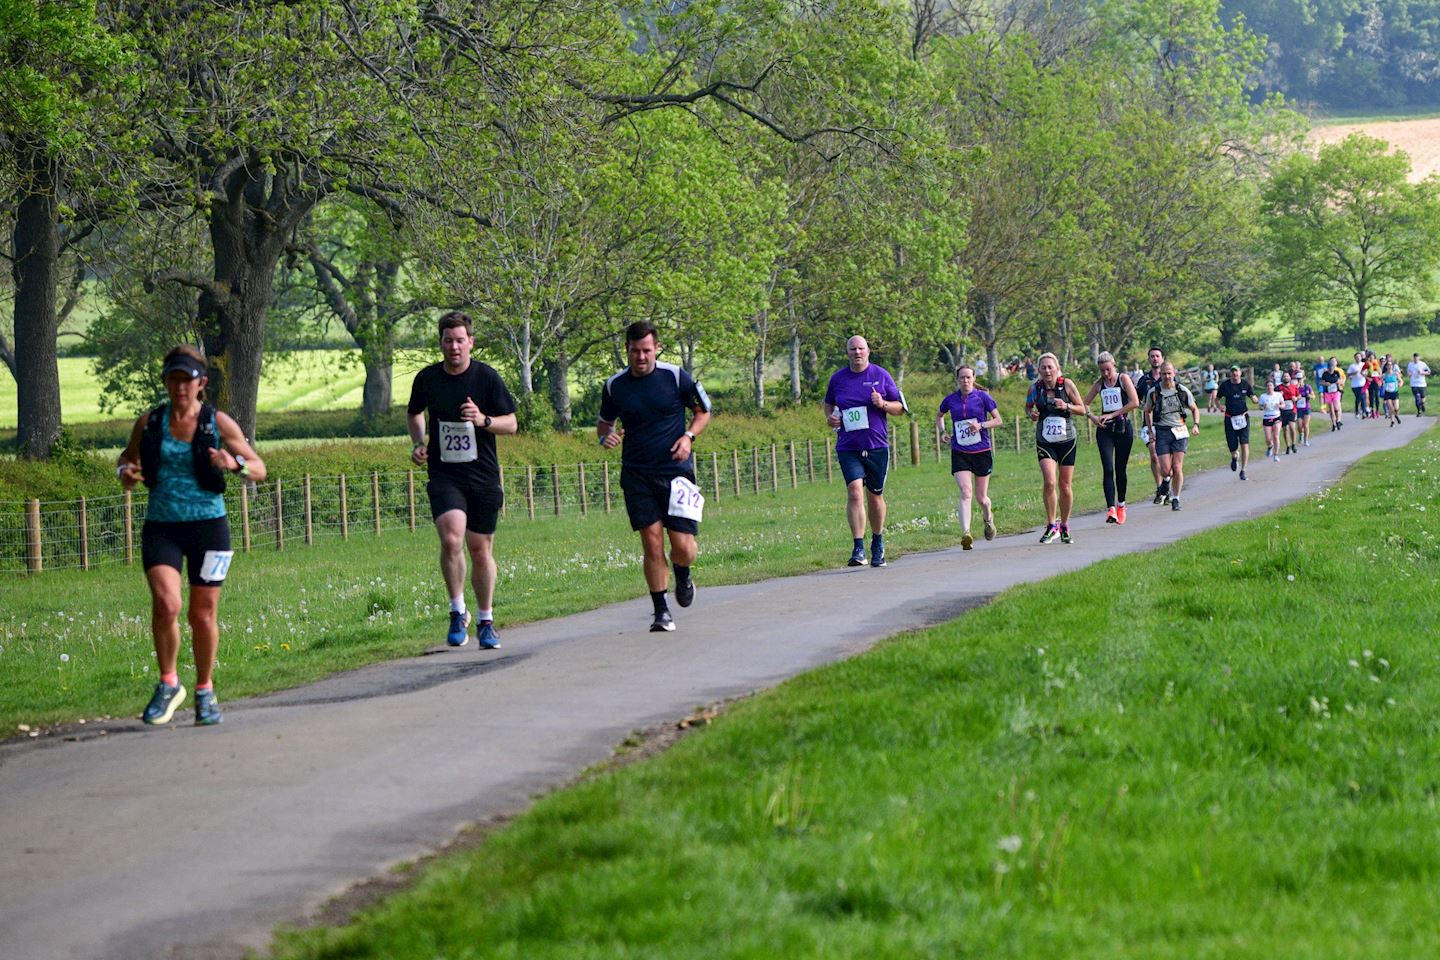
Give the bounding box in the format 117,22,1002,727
823,335,908,567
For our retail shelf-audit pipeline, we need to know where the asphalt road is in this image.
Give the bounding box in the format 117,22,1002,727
0,413,1429,960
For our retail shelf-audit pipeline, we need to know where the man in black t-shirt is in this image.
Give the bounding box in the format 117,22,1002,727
408,311,518,650
597,321,712,633
1215,365,1256,480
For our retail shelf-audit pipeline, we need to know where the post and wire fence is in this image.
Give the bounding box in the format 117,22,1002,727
2,411,1134,575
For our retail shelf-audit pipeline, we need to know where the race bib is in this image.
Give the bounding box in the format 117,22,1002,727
1140,425,1151,444
1297,397,1308,408
1280,400,1293,411
199,550,235,583
1100,386,1123,412
1229,414,1248,430
667,476,704,522
1172,426,1189,441
841,405,870,433
438,420,478,463
1041,416,1068,441
956,418,982,447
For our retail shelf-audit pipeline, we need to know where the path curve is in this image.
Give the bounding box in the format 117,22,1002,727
0,416,1430,960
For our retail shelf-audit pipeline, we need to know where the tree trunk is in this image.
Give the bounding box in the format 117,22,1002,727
1357,292,1369,351
544,354,572,432
789,330,802,401
752,308,768,409
11,141,63,460
971,290,1000,389
361,356,393,422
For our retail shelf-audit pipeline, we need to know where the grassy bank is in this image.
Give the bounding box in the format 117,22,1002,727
265,428,1440,960
0,420,1235,732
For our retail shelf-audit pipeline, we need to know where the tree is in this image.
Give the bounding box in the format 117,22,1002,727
1264,133,1440,349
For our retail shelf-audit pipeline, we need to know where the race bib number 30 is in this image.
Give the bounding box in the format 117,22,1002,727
842,406,870,433
438,420,478,463
199,550,235,583
956,418,982,447
668,476,705,523
1041,416,1068,441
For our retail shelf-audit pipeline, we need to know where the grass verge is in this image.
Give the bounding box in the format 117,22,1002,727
1,421,1235,732
264,429,1440,959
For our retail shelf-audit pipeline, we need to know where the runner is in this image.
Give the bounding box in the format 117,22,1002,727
1278,371,1299,455
1083,351,1138,524
408,311,519,649
1381,361,1403,425
824,335,908,567
1270,363,1284,388
116,345,267,726
1294,370,1314,447
1408,352,1430,416
1366,351,1383,419
936,365,1002,549
1025,352,1083,543
1142,363,1200,511
1133,346,1169,504
1321,357,1344,431
597,322,712,631
1202,363,1219,412
1312,354,1328,392
1215,365,1256,480
1347,352,1370,419
1258,378,1283,462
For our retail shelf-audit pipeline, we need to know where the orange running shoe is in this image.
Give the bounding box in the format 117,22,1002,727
1105,506,1118,524
1116,504,1128,525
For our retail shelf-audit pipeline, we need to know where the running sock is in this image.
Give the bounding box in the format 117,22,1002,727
870,534,884,552
196,682,213,693
853,537,864,553
161,672,179,687
673,563,691,586
449,597,466,614
651,591,669,615
476,608,493,623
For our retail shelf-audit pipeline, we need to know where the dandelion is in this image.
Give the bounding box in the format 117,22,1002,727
996,835,1023,854
1286,574,1295,582
59,653,70,663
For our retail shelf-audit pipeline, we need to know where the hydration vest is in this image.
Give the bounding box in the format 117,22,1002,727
139,402,227,494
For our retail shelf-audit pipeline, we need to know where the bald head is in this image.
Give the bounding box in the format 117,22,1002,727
846,336,870,371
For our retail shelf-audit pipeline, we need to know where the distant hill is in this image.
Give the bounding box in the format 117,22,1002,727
1222,0,1440,111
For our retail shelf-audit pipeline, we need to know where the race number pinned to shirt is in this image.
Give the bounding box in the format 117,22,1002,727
1139,425,1151,444
956,418,982,447
1280,400,1293,411
668,476,705,522
438,420,478,463
1172,425,1190,441
1041,417,1068,441
841,406,870,433
1230,413,1248,430
199,550,235,583
1100,386,1123,413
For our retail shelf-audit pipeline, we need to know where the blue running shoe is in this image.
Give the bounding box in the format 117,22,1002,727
477,620,502,650
870,536,886,568
447,610,470,647
141,682,186,725
193,688,223,726
847,545,866,567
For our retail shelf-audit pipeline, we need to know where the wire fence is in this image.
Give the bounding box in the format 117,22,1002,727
1,413,1138,575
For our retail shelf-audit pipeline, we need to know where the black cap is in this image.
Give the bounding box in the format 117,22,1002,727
162,354,206,380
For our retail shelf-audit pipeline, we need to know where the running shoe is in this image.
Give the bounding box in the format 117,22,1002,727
193,688,222,726
1304,439,1311,446
847,545,866,567
1059,525,1073,544
141,681,186,725
1162,492,1171,505
447,610,470,647
1239,469,1246,480
1230,455,1237,472
675,576,695,608
1116,504,1127,524
1171,498,1181,511
871,537,886,568
983,514,996,541
1039,523,1058,544
650,610,675,632
1153,486,1164,505
1105,507,1118,523
961,532,974,550
477,620,502,649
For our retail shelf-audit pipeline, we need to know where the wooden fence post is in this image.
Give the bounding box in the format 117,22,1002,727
124,487,134,565
732,449,741,497
1014,417,1021,453
78,496,89,571
769,444,779,492
407,470,416,531
241,483,251,552
806,439,815,483
578,462,589,516
304,474,314,546
372,471,382,535
25,499,40,573
339,474,349,541
711,451,721,501
551,463,561,516
752,447,760,495
826,443,833,483
603,461,612,513
788,441,798,488
525,465,535,520
910,420,921,466
273,479,285,551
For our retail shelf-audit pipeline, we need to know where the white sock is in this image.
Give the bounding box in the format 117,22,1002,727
449,597,466,614
476,608,493,623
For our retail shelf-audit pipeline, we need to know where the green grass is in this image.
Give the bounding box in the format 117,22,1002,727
261,426,1440,960
1308,107,1440,125
0,420,1235,731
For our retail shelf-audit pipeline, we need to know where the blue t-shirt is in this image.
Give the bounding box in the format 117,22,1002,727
146,407,226,523
598,362,709,475
824,364,906,452
938,389,998,453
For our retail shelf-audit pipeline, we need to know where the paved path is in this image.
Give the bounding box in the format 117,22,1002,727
0,416,1430,960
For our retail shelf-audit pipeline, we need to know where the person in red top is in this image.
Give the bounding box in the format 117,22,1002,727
1278,372,1300,455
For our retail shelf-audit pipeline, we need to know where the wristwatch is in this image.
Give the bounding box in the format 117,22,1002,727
483,415,493,429
233,455,248,477
684,430,696,442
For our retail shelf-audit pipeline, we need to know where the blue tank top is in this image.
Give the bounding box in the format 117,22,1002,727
145,407,227,523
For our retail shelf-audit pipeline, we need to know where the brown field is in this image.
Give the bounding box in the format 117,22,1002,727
1309,116,1440,181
